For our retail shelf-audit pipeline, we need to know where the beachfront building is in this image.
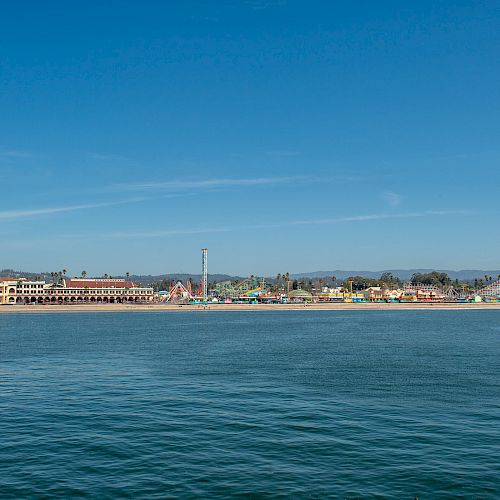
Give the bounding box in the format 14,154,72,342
0,278,18,304
363,286,387,301
0,278,46,304
362,286,405,302
316,286,346,302
1,277,154,304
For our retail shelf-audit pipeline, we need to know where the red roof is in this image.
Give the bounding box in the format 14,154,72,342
63,279,137,288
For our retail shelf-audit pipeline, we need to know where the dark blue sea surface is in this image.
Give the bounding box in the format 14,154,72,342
1,310,499,499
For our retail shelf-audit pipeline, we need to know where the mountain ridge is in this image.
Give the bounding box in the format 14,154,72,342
291,269,500,281
1,268,499,283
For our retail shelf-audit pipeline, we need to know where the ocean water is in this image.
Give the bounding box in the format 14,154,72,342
0,310,499,499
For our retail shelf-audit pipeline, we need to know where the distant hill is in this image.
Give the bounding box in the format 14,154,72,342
0,269,242,286
0,269,54,280
2,268,498,285
291,269,500,281
128,273,243,286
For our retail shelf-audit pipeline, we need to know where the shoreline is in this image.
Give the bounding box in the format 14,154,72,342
1,302,500,313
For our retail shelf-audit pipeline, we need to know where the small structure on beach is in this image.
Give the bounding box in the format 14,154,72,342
288,289,314,302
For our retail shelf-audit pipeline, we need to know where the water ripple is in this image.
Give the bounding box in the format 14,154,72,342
1,310,499,498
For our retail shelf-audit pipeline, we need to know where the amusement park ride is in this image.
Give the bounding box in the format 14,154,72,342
159,248,269,303
158,249,500,304
161,276,268,303
213,276,266,298
161,248,217,303
404,280,500,301
160,248,213,303
476,280,500,298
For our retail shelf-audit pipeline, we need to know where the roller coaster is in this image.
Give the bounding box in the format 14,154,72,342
476,279,500,298
214,276,267,298
405,280,500,301
404,282,472,300
158,276,268,303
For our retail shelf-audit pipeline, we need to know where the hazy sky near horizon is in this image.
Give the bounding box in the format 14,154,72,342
1,0,499,276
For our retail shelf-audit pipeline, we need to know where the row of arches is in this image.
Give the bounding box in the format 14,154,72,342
15,296,150,304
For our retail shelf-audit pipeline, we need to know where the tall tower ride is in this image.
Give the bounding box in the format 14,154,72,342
201,248,208,302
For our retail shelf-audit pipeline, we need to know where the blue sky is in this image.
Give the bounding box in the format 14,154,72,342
1,0,499,276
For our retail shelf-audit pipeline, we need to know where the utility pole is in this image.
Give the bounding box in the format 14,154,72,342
201,248,208,302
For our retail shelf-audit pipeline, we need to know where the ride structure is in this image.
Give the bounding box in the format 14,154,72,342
213,276,267,299
162,280,193,303
201,248,208,302
404,281,485,301
476,279,500,299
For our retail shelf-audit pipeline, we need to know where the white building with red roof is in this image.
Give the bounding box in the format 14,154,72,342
1,277,154,305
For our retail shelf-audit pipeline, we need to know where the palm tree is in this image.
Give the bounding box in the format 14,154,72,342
331,275,337,285
81,270,87,278
275,273,281,293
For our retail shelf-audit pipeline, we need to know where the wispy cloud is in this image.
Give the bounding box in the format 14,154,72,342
107,176,305,193
265,150,300,157
62,227,230,240
49,209,478,242
381,191,402,207
87,152,132,162
0,147,35,159
293,210,476,226
244,0,287,9
0,198,144,220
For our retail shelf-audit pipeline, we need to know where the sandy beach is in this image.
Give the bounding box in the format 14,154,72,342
1,302,499,313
